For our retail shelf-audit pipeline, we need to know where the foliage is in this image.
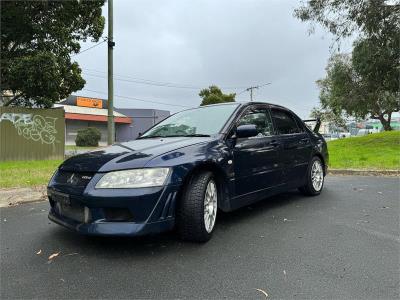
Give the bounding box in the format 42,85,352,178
75,127,101,147
295,1,399,130
199,85,236,106
0,160,62,188
317,45,399,130
294,0,400,41
1,0,105,108
328,131,400,170
310,107,348,130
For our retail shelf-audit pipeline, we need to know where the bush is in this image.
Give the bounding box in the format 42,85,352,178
75,127,101,147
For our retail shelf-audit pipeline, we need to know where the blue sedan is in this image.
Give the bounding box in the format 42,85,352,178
48,102,328,242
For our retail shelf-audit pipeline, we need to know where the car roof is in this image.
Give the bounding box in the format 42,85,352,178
201,101,288,110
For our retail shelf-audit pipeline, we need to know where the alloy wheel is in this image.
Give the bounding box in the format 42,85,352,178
311,160,324,191
204,180,217,233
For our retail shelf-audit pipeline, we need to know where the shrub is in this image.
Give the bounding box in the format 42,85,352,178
75,127,101,147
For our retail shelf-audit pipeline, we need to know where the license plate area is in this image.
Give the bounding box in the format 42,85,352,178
58,203,85,223
50,190,87,223
51,190,71,206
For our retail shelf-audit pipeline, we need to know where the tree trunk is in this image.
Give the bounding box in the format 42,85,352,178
3,94,21,106
378,114,392,131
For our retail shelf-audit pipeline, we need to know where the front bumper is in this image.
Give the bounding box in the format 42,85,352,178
48,211,175,236
47,184,181,236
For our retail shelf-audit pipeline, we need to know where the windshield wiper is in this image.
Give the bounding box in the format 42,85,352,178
139,134,211,139
182,134,211,137
137,135,165,139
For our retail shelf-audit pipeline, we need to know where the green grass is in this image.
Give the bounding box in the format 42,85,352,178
65,145,101,151
0,131,398,188
328,131,400,170
0,160,62,188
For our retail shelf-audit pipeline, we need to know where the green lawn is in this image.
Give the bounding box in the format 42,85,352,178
328,131,400,170
0,160,62,188
0,131,398,188
65,145,101,151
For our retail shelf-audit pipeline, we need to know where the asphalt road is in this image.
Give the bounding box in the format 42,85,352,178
1,176,399,299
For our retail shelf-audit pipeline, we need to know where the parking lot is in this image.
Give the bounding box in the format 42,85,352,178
1,176,399,299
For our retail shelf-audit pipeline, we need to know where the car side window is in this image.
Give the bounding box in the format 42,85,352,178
271,109,302,135
237,108,273,137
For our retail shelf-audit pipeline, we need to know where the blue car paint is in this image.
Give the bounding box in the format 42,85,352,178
48,102,328,236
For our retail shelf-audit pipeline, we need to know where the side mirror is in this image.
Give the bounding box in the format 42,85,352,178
236,124,258,138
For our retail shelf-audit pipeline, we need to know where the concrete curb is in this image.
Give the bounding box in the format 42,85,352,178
328,169,399,177
0,186,47,208
0,169,398,208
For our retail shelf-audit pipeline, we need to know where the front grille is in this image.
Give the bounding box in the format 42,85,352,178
104,208,134,222
56,202,86,223
54,171,94,187
51,170,94,195
53,171,94,187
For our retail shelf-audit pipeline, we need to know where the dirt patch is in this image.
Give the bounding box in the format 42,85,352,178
329,169,399,177
0,186,47,208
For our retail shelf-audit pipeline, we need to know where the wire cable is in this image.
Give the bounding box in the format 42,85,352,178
82,68,250,90
82,88,195,108
71,38,108,57
83,73,201,90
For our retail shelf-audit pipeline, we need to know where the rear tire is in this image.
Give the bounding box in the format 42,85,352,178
177,171,217,243
299,156,324,196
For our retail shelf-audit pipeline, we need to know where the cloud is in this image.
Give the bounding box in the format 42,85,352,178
75,0,352,118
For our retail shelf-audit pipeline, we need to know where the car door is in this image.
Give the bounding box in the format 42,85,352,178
232,105,282,196
270,107,313,187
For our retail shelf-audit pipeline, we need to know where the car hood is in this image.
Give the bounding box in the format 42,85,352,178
59,137,214,173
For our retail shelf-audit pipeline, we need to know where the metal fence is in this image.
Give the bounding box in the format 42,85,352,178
0,107,65,161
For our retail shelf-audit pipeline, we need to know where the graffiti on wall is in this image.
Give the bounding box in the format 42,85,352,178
0,113,58,145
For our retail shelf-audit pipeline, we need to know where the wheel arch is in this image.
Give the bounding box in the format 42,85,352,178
178,161,232,212
312,152,326,176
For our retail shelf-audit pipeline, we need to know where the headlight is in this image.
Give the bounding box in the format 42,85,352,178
95,168,170,189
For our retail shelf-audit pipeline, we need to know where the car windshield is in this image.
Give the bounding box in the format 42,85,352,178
140,104,239,138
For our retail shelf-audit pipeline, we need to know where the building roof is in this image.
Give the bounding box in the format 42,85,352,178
55,104,127,117
55,104,132,124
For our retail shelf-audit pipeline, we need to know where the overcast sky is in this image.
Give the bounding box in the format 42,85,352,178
74,0,353,118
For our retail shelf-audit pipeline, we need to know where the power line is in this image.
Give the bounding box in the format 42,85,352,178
82,68,250,90
82,88,194,108
84,68,200,86
71,38,108,57
83,72,201,90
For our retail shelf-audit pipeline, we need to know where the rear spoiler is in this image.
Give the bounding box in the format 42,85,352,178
302,118,321,133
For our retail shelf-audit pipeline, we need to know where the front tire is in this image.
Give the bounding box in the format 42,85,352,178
299,156,325,196
177,171,218,242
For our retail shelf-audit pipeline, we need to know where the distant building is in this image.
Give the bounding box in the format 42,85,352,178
115,108,170,142
364,118,400,131
57,95,170,145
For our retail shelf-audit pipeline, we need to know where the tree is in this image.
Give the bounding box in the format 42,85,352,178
310,107,348,130
199,85,236,106
1,0,105,108
317,48,399,131
295,0,399,130
294,0,400,42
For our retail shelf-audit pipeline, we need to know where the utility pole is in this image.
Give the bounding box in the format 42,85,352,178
246,86,258,101
244,83,271,101
107,0,115,145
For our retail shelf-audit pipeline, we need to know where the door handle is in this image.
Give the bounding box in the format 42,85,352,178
235,144,243,149
269,140,280,147
299,138,310,144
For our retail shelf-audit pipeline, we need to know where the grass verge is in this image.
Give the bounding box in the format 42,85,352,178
65,145,100,151
0,160,62,188
328,131,400,170
0,131,398,188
